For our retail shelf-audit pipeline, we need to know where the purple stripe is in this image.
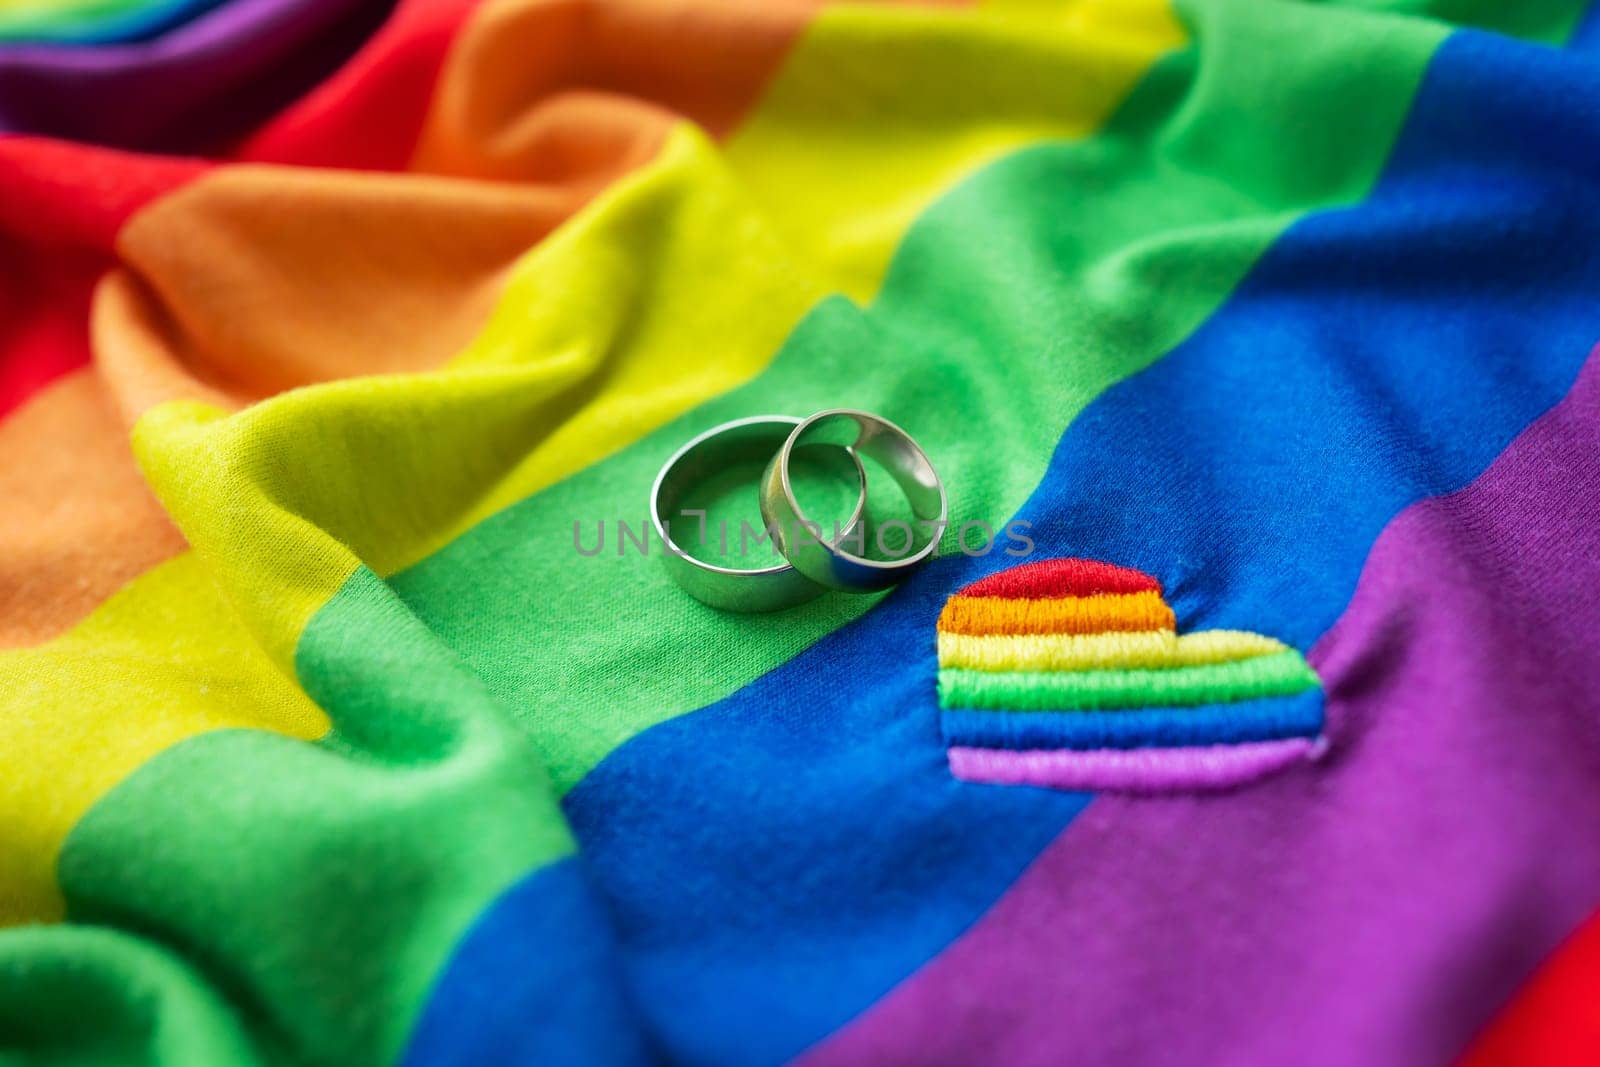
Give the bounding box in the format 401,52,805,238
0,0,395,153
798,349,1600,1067
947,738,1318,793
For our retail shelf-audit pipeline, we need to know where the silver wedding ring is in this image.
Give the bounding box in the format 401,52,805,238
650,409,945,612
760,409,947,593
651,416,867,613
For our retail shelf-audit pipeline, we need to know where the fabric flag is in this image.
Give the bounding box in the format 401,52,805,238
0,0,1597,1064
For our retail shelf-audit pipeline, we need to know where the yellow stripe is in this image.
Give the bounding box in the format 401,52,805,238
727,0,1184,302
937,628,1290,672
0,2,1185,924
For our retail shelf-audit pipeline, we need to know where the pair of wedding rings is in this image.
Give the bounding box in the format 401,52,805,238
650,410,947,612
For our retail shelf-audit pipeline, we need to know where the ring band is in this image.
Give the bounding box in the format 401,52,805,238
651,415,867,613
760,409,946,593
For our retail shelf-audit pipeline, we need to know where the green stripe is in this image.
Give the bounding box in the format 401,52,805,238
32,3,1592,1066
939,651,1320,711
1335,0,1587,44
0,924,261,1065
55,570,575,1065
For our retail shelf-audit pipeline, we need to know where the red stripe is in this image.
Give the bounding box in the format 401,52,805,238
0,139,206,249
0,140,207,419
1454,908,1600,1067
956,558,1161,600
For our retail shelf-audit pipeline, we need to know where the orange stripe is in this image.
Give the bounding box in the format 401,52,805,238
0,371,187,649
99,165,612,416
937,591,1177,637
412,0,824,179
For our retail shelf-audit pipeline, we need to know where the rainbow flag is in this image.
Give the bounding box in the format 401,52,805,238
2,0,1598,1063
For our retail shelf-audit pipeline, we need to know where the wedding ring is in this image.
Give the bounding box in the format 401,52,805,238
760,409,946,593
651,415,867,613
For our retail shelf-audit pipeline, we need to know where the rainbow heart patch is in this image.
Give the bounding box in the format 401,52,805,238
938,558,1325,793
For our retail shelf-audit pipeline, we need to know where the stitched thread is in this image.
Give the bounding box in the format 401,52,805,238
939,651,1318,711
937,591,1175,637
955,557,1161,600
947,738,1317,793
937,629,1287,673
940,693,1325,750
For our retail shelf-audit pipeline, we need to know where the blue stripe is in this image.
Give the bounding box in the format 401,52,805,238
404,27,1600,1067
941,691,1324,751
399,858,654,1067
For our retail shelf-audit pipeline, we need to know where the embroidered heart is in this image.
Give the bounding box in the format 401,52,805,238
938,558,1325,793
